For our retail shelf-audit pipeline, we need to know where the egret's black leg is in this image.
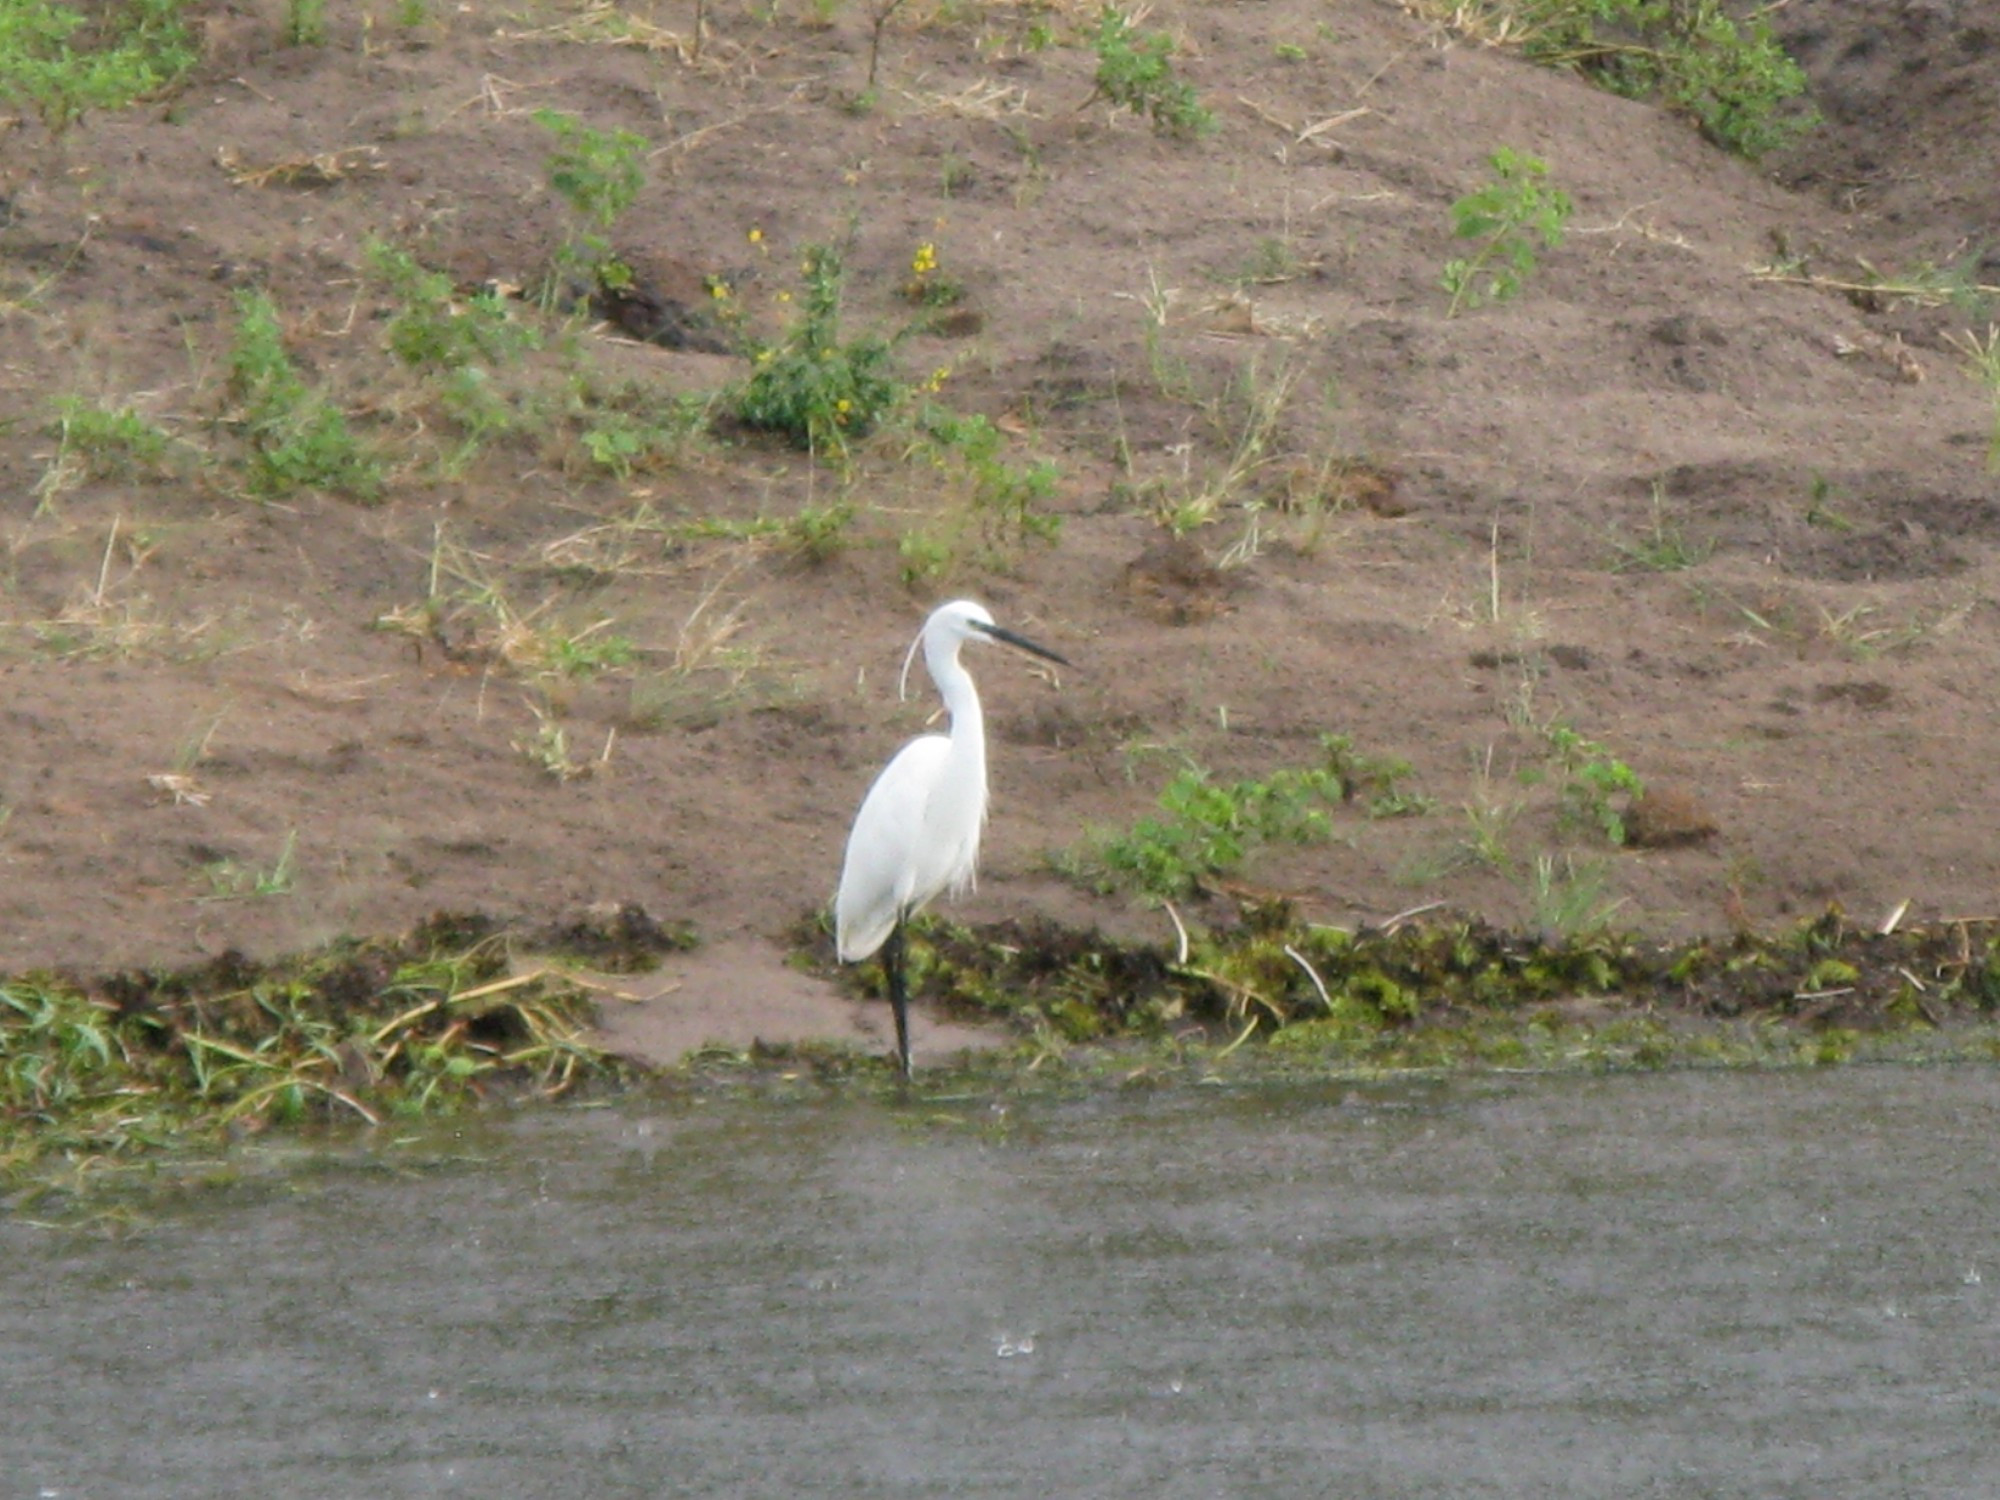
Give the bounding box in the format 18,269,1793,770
883,922,913,1080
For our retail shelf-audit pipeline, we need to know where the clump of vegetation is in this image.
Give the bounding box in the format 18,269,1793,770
284,0,326,46
370,241,540,373
533,108,649,292
1416,0,1814,159
0,912,688,1211
226,289,383,500
1088,6,1216,139
198,829,300,902
1442,148,1572,315
901,240,965,310
371,525,641,695
565,381,713,479
1610,480,1712,572
44,397,178,478
672,500,856,566
1322,733,1435,818
1541,723,1644,845
880,902,2000,1069
733,244,901,457
0,0,196,134
1079,743,1357,900
916,406,1056,540
367,240,543,466
897,402,1061,584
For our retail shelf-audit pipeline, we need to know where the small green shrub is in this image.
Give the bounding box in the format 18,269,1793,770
1543,724,1643,845
533,109,648,290
1442,148,1572,315
228,290,382,500
366,240,541,462
567,385,710,478
284,0,326,46
733,245,900,457
915,403,1060,542
1448,0,1815,160
369,242,540,372
1089,6,1215,139
46,397,175,477
0,0,196,134
1085,745,1351,900
898,528,953,587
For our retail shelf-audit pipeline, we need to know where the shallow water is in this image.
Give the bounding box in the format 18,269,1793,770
8,1066,2000,1498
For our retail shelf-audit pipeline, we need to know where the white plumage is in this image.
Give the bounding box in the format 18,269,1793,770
834,600,1068,1077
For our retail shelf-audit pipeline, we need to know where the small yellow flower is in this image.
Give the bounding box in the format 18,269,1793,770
710,280,731,300
747,226,763,243
836,398,852,413
777,290,792,303
911,242,938,276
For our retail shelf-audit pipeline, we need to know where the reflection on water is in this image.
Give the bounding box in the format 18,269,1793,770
7,1067,2000,1498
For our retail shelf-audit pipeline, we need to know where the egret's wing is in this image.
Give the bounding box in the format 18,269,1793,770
835,735,951,962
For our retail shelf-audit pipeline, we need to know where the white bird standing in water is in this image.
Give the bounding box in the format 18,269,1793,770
835,600,1069,1079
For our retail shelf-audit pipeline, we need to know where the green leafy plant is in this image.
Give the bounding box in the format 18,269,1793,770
915,403,1060,542
1543,724,1644,845
1443,148,1572,315
901,239,965,309
733,244,900,457
533,109,648,291
1083,743,1352,900
568,386,712,479
546,628,637,680
369,241,539,372
0,0,196,134
227,290,382,500
285,0,326,45
45,397,176,477
1320,734,1434,818
1522,0,1813,159
1088,6,1216,139
366,240,542,464
898,528,953,587
1417,0,1814,159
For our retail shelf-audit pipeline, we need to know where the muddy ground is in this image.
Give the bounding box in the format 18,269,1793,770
2,0,1997,1064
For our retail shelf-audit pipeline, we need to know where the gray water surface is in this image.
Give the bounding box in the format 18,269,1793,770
7,1067,1999,1499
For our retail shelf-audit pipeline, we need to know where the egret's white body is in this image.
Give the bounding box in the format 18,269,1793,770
834,600,1068,1077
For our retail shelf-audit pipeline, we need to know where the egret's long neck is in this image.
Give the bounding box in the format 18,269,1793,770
927,638,987,784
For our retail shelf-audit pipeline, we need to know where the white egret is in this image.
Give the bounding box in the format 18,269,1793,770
835,599,1069,1079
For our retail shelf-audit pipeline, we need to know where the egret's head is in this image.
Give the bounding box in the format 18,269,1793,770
929,599,997,646
898,599,1069,699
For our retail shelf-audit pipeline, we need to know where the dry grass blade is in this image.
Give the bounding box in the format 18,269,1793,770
494,2,740,70
898,81,1034,120
216,145,385,188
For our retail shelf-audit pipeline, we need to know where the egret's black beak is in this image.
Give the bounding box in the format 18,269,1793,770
971,620,1070,668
